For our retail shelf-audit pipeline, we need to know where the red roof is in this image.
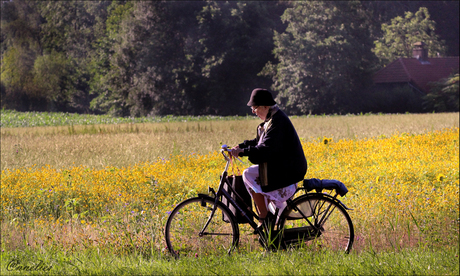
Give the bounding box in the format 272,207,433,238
373,57,459,93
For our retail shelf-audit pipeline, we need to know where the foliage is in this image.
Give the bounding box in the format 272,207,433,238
31,52,71,104
372,7,446,66
423,73,460,112
0,0,41,110
1,1,459,116
88,1,286,117
192,1,286,115
0,46,39,109
37,0,111,113
0,0,109,112
365,84,424,113
90,1,190,117
263,1,378,115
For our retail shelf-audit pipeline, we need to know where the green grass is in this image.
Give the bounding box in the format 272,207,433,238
1,245,458,275
0,109,253,128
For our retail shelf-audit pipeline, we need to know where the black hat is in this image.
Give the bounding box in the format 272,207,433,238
247,88,276,106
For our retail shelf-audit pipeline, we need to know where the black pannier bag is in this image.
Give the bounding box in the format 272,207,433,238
222,175,253,224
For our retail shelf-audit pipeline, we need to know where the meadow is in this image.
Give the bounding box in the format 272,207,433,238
1,111,458,169
0,111,459,275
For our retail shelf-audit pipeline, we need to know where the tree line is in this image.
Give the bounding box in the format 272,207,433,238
1,1,458,116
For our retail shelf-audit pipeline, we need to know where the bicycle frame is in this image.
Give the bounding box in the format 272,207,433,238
198,148,260,236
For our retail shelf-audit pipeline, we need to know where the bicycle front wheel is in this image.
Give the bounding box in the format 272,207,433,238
279,194,354,253
164,196,239,258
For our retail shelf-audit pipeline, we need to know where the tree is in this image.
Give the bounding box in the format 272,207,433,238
423,73,459,112
372,7,446,66
90,1,205,117
263,1,377,115
37,1,111,113
1,0,43,110
1,1,110,112
90,1,286,117
192,1,287,115
129,1,206,116
31,51,72,111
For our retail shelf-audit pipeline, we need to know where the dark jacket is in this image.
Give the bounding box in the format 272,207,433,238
239,108,308,192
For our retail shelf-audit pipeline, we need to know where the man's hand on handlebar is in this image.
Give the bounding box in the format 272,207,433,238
230,146,243,158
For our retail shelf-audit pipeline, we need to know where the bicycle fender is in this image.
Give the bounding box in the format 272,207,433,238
197,193,212,199
295,193,353,211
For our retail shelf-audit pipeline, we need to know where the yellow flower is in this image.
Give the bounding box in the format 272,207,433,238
437,174,445,182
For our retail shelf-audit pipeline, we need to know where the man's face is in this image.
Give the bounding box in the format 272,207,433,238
252,106,269,121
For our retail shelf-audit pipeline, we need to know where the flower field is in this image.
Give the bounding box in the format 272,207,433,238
1,127,458,255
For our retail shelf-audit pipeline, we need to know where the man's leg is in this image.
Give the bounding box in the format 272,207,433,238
242,165,268,224
252,192,268,223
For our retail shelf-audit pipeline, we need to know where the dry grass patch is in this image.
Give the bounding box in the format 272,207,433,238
2,113,458,170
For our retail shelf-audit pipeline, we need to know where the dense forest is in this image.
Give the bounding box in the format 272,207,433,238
1,1,459,116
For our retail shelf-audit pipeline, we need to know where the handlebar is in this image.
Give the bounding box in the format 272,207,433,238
221,144,244,164
221,144,230,152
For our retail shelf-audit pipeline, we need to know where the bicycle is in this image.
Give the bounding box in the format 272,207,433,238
164,145,354,258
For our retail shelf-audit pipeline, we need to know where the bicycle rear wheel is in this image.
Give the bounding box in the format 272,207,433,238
279,194,354,253
164,196,239,258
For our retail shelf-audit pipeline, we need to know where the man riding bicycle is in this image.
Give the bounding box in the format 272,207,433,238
231,88,308,230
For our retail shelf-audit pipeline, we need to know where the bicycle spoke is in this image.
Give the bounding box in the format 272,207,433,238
165,197,239,258
279,194,354,253
315,202,337,228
